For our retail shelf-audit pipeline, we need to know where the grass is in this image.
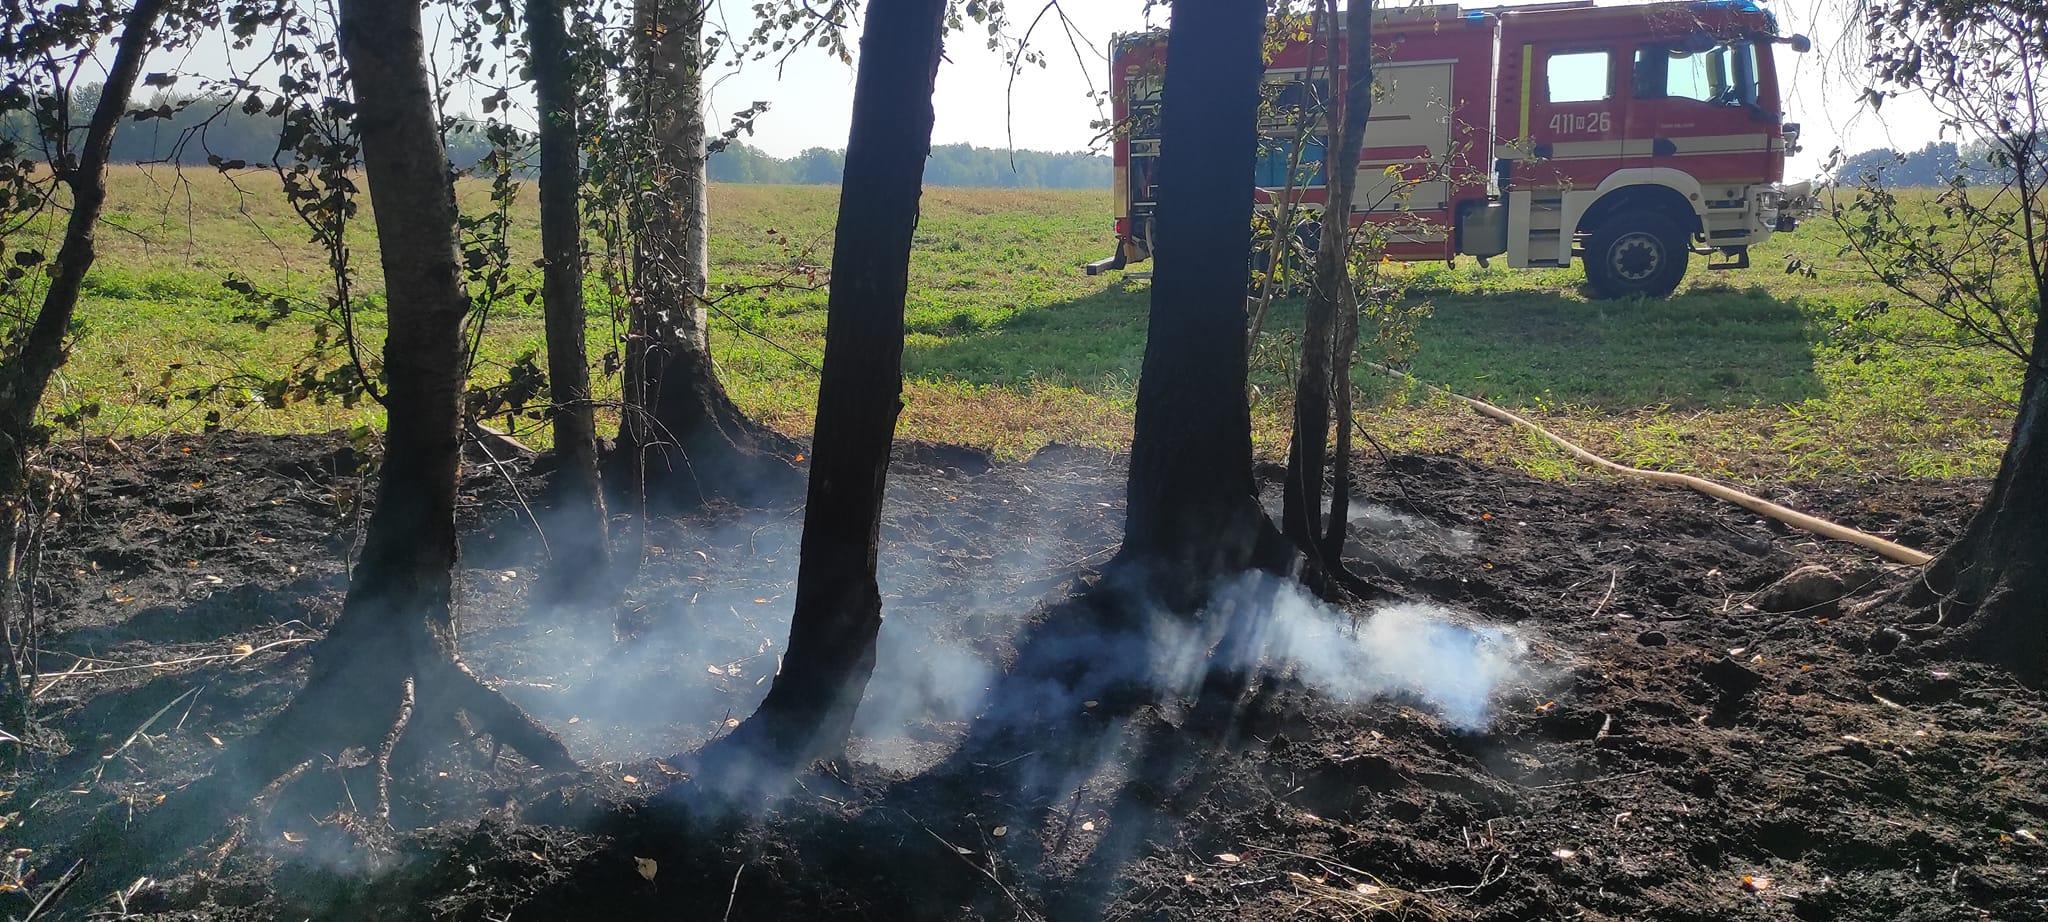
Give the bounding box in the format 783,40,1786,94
7,164,2022,482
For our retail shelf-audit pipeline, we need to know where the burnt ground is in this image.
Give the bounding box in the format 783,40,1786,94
4,430,2045,920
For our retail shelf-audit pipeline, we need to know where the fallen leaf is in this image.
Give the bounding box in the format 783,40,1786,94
992,826,1007,838
622,775,639,785
635,857,658,881
207,734,224,747
231,643,255,656
706,664,726,676
2015,828,2040,845
1740,874,1772,892
1552,848,1577,860
1216,853,1241,864
281,831,303,843
1081,820,1096,832
1183,874,1198,885
1355,883,1382,895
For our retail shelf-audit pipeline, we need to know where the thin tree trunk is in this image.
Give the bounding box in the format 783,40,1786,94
1281,1,1346,568
241,0,574,783
1118,0,1288,601
1319,0,1373,567
1322,284,1361,562
526,0,610,603
615,0,799,508
700,0,945,777
0,0,167,735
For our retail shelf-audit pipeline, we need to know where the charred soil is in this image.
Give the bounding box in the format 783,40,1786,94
4,432,2043,920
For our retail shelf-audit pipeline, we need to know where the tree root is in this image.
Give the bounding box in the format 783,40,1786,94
207,758,314,873
60,641,584,905
375,677,416,822
428,658,578,772
1866,572,2045,685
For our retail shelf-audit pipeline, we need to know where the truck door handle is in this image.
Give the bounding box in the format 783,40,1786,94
1653,137,1677,157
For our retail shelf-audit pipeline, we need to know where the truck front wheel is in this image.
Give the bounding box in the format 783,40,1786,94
1584,212,1690,299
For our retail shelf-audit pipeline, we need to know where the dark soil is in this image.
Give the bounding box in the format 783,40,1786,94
5,431,2044,921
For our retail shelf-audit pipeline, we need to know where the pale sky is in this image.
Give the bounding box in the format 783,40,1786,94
694,0,1945,181
129,0,1944,182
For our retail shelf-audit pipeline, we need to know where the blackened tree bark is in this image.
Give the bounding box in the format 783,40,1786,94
1117,0,1289,600
613,0,800,509
695,0,945,781
0,0,167,734
1283,0,1373,577
1896,307,2048,678
236,0,576,785
525,0,610,603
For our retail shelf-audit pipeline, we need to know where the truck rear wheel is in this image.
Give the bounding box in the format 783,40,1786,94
1584,211,1690,299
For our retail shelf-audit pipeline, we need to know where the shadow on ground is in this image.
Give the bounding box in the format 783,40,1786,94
906,279,1825,412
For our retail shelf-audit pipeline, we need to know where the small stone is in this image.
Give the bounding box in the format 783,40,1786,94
1636,630,1668,647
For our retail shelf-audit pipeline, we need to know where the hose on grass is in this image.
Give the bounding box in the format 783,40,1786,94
1361,363,1935,567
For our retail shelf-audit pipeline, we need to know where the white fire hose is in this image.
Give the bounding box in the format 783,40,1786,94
1361,363,1934,567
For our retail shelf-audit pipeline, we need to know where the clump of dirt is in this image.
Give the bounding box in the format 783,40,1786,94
6,432,2044,921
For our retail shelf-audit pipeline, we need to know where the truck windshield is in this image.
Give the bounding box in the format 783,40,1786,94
1633,39,1756,107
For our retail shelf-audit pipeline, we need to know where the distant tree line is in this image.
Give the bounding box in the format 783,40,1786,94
1834,137,2048,187
708,140,1109,188
0,87,1108,188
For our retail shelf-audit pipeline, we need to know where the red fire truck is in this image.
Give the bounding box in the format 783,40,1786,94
1087,0,1815,298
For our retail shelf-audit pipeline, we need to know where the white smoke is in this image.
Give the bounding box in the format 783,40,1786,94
1156,573,1533,731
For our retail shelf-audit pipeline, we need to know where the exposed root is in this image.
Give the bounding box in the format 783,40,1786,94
209,758,315,873
1866,565,2045,685
375,676,416,822
430,658,579,773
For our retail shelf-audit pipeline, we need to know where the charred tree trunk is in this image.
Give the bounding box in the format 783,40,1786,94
526,0,610,604
1901,304,2048,678
1117,0,1289,601
236,0,575,786
695,0,944,782
1322,279,1361,565
1281,2,1340,570
0,0,167,736
613,0,800,508
1283,0,1373,577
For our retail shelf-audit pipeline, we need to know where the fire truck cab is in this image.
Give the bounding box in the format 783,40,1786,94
1090,0,1814,299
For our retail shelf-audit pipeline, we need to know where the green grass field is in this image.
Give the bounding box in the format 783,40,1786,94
12,165,2021,482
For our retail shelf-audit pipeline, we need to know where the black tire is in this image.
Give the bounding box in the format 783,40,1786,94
1583,211,1690,299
